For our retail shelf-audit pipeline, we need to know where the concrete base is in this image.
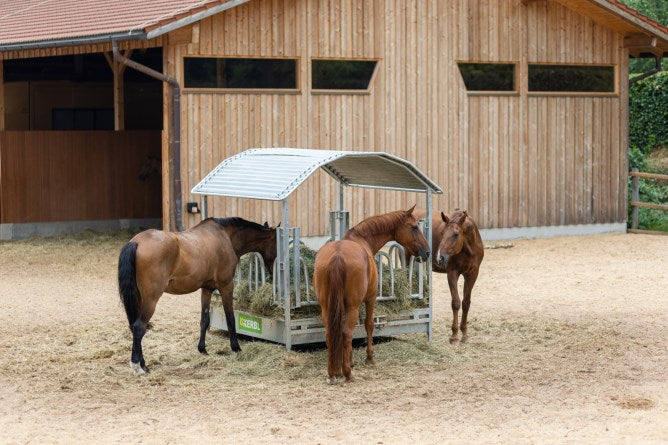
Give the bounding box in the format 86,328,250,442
300,222,627,248
0,218,161,240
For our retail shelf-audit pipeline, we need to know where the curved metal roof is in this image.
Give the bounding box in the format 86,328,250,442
191,148,443,201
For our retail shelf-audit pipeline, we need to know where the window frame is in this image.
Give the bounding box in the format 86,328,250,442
182,55,301,94
310,57,381,95
456,60,520,96
527,62,619,97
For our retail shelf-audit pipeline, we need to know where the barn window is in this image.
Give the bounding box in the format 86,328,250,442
183,57,298,90
528,64,616,93
457,62,517,93
311,59,378,92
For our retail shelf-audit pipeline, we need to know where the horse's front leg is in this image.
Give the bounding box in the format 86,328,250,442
198,288,212,354
447,270,461,344
218,282,241,352
460,269,479,342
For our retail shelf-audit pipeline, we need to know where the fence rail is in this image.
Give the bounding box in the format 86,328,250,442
629,168,668,235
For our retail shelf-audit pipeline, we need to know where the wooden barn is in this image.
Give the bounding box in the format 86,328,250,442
1,0,667,240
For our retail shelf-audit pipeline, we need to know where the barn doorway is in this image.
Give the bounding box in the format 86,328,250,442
1,48,164,239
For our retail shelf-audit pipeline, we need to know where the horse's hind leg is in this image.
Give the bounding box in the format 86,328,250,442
218,282,241,352
131,298,158,375
460,270,479,342
342,308,358,382
198,288,213,354
364,299,375,365
447,270,461,344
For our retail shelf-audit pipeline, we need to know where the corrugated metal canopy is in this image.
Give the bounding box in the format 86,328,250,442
191,148,443,201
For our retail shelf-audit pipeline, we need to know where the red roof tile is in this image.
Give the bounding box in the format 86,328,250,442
0,0,231,46
607,0,668,35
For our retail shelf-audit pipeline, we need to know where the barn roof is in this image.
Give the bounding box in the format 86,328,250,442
191,148,443,201
0,0,665,55
0,0,247,50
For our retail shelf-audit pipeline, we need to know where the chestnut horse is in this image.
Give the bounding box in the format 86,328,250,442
314,206,430,383
423,209,484,343
117,217,277,375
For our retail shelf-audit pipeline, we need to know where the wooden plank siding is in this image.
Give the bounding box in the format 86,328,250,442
160,0,628,235
0,131,161,223
0,38,162,61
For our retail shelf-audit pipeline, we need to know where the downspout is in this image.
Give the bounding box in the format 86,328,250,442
112,40,184,232
629,56,663,84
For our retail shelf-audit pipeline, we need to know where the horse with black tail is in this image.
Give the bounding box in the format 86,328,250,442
118,217,277,375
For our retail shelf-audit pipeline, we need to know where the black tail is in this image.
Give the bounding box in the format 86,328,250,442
327,254,347,375
118,242,140,331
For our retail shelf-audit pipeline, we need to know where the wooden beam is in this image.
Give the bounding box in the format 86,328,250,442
624,36,658,48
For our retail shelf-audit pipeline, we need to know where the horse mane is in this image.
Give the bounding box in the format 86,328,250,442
210,217,272,231
345,210,407,239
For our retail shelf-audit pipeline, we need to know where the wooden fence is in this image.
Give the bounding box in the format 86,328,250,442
0,130,162,223
629,168,668,235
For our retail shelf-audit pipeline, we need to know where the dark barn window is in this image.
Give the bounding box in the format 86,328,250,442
184,57,298,89
311,59,378,90
457,63,516,92
528,64,615,93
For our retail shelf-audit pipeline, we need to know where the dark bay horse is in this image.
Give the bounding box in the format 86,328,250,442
422,209,484,343
117,217,277,375
314,206,430,383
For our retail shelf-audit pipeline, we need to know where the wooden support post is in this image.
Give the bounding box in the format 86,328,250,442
104,50,133,131
631,168,639,230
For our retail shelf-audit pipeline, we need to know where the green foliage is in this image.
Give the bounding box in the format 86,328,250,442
628,72,668,156
627,72,668,231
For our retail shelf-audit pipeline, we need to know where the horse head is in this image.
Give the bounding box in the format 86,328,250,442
436,209,468,268
395,205,430,262
261,222,279,277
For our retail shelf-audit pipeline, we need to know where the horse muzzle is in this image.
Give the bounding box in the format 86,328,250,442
415,249,430,263
437,253,449,267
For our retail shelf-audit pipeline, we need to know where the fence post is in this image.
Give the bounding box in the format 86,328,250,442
631,168,639,230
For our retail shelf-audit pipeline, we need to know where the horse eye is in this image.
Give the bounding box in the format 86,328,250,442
411,225,418,232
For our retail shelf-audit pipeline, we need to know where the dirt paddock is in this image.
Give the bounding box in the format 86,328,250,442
0,231,666,443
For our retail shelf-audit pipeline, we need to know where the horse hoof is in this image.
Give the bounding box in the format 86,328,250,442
345,375,355,383
130,362,147,376
231,344,241,353
198,347,208,355
326,376,337,385
365,358,375,366
449,336,460,345
460,335,469,343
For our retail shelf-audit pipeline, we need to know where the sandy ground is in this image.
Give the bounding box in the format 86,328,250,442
0,231,666,444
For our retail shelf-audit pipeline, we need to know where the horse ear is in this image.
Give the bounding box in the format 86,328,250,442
406,204,416,215
276,222,281,228
459,210,468,224
441,211,449,224
263,221,269,228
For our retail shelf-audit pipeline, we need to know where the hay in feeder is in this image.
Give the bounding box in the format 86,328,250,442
225,244,429,319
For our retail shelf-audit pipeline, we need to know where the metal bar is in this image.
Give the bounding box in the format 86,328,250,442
282,199,292,350
201,195,208,220
293,227,301,307
346,184,430,193
426,189,433,342
338,180,345,240
632,168,639,230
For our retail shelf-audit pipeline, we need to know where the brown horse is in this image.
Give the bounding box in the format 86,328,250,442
117,217,277,375
314,206,430,383
425,209,484,343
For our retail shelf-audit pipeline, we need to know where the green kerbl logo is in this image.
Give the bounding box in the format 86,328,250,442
238,313,262,334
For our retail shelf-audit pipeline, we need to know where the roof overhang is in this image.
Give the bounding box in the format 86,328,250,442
191,148,443,201
554,0,668,57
